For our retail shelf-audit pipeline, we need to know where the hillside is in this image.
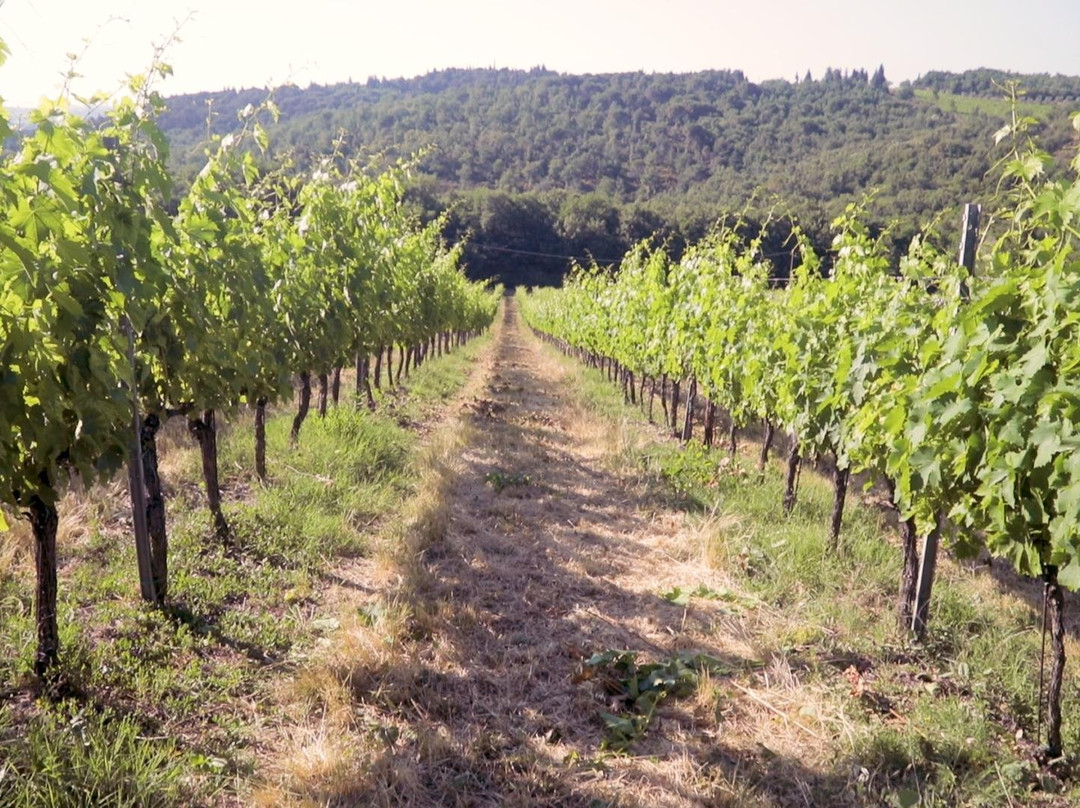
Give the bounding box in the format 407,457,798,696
159,68,1080,285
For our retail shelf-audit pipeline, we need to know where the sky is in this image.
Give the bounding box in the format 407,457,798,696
2,0,1080,108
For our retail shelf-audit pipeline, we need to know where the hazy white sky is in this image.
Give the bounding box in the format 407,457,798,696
2,0,1079,107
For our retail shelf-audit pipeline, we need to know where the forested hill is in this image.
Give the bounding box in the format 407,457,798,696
158,67,1080,286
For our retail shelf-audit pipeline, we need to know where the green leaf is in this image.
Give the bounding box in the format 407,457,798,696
883,405,905,435
923,371,961,403
1032,422,1062,468
52,286,85,319
939,397,972,426
894,787,920,808
254,123,269,152
1056,561,1080,591
661,586,691,606
1020,341,1048,379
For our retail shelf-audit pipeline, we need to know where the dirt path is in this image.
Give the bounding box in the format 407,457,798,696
380,300,766,807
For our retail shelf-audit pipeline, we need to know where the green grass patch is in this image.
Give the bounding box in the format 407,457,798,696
0,703,198,808
913,88,1056,121
389,337,489,420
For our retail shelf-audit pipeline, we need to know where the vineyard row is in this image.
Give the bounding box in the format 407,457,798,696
519,117,1080,756
0,71,501,682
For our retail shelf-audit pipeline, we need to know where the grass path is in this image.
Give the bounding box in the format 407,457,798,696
404,298,754,804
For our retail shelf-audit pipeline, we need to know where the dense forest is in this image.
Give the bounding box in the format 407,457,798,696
158,67,1080,286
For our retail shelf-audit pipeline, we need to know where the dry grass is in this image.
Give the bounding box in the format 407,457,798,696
154,414,199,483
0,476,130,585
250,722,366,808
376,419,473,596
252,325,501,807
0,508,32,584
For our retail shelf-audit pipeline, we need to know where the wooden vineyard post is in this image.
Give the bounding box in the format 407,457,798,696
911,512,942,639
957,202,979,301
122,316,158,604
910,203,979,638
107,136,159,603
106,136,159,603
681,377,697,443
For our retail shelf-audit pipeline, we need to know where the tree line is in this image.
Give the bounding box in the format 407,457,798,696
156,67,1080,285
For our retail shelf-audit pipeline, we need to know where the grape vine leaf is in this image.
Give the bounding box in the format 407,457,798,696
1057,561,1080,591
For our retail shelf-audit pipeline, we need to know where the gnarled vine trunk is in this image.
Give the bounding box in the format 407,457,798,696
660,374,669,423
703,400,716,447
783,437,801,514
141,413,168,600
188,409,229,542
1045,566,1066,758
830,463,850,546
357,352,376,411
887,478,919,631
395,344,406,384
29,484,59,678
331,367,341,406
759,419,775,473
360,352,369,404
254,396,268,482
681,377,697,443
317,372,329,418
670,380,681,434
291,371,312,444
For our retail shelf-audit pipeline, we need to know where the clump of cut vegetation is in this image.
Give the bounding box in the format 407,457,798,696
483,469,532,492
577,649,733,752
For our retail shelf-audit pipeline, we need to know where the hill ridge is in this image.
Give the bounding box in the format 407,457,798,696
158,66,1080,285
